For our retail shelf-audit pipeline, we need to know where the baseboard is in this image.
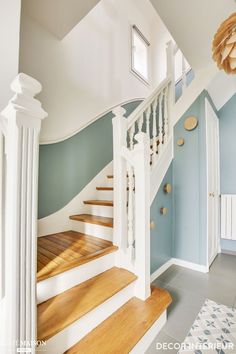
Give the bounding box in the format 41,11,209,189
150,259,173,282
172,258,209,273
221,249,236,256
151,257,209,282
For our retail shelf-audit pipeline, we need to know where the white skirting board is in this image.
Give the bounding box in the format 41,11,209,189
151,257,209,282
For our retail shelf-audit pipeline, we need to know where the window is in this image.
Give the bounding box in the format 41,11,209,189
174,49,191,82
131,26,150,83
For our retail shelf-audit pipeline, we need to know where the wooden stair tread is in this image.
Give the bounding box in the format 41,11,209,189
65,287,172,354
83,200,113,207
37,231,117,282
70,214,113,228
96,187,113,191
37,267,137,341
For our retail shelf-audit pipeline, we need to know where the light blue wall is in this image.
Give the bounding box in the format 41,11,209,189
150,164,173,273
38,100,142,219
150,91,215,274
172,91,212,265
218,93,236,251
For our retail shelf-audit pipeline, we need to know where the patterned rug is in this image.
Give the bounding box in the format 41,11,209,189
178,299,236,354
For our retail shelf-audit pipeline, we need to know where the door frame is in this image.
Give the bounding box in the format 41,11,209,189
205,98,220,268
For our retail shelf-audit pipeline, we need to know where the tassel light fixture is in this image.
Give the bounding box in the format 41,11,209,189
212,12,236,74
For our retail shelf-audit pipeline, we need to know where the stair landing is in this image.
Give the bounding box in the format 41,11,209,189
37,231,117,282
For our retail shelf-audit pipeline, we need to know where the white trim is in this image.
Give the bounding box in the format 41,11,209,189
172,258,209,273
39,98,144,145
131,25,150,86
130,311,166,354
150,259,173,282
42,281,136,354
150,257,209,282
37,252,116,304
205,98,220,268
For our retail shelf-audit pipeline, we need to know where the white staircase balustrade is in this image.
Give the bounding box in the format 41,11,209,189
112,40,181,300
0,73,47,354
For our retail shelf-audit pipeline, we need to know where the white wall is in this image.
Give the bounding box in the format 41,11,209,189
0,0,21,111
20,0,172,144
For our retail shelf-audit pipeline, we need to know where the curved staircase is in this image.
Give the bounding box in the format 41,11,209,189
37,174,172,354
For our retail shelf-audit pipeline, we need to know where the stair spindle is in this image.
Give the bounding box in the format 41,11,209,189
163,86,169,145
128,125,135,150
158,93,163,152
127,162,135,259
152,98,158,163
138,115,143,133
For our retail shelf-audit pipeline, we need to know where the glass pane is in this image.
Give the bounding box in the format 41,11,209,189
132,30,148,80
175,49,191,81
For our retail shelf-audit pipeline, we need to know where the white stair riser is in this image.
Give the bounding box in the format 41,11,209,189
96,190,113,200
42,281,136,354
37,252,116,304
85,204,113,217
70,220,113,241
106,178,114,188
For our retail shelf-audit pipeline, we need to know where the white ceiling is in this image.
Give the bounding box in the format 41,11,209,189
207,71,236,110
22,0,101,39
150,0,236,70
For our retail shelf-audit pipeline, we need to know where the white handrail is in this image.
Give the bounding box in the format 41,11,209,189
127,76,171,129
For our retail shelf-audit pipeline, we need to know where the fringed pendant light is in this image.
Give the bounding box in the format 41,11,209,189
212,12,236,74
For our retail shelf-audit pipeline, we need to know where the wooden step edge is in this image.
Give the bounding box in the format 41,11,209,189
107,175,134,179
64,287,172,354
69,214,113,228
37,267,137,342
83,200,113,207
37,245,118,282
96,187,113,191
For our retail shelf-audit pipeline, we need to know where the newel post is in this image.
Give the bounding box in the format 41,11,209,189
133,132,150,300
1,73,47,353
112,107,127,253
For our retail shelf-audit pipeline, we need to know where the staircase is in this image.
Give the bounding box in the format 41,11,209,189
36,173,172,354
0,40,198,352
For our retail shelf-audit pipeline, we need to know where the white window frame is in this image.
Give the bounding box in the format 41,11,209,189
131,25,150,85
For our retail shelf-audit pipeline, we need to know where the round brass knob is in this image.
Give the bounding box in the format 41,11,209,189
150,221,155,230
164,183,172,194
160,207,168,215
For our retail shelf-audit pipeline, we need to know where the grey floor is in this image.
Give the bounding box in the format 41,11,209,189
146,254,236,353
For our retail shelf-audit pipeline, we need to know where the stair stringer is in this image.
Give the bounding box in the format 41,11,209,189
150,136,173,204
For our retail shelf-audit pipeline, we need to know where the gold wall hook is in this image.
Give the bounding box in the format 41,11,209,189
177,138,184,146
164,183,172,194
160,207,168,215
150,220,155,230
184,116,198,131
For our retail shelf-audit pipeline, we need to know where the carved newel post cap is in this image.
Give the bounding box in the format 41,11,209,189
2,73,48,121
11,73,42,97
112,106,126,117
